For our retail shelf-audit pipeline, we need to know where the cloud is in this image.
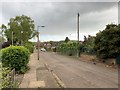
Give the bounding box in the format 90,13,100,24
1,0,120,2
1,2,118,41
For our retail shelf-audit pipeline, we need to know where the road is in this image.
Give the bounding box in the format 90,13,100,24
39,51,118,88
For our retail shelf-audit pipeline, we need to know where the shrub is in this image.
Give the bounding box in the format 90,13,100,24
0,63,19,89
94,24,120,59
0,63,10,89
1,46,30,74
25,42,34,53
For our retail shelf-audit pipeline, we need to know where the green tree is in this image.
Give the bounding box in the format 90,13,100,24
0,24,6,43
94,24,120,59
0,36,5,43
65,37,70,43
49,41,53,46
1,15,37,45
83,35,95,54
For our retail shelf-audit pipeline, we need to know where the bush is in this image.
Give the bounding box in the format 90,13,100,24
1,46,30,74
0,63,10,89
25,42,34,53
94,24,120,59
0,63,19,89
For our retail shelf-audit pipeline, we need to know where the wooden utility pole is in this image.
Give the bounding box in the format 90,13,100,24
77,13,80,42
77,13,80,57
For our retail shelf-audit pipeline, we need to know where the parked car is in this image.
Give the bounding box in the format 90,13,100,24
40,48,46,52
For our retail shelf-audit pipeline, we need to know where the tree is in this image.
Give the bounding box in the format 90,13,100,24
49,41,53,46
65,37,70,43
1,15,37,45
83,35,95,54
0,36,5,43
94,24,120,59
0,24,7,43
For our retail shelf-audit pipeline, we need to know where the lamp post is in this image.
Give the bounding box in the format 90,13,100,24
37,25,45,60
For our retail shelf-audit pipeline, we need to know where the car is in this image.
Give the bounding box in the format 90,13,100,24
40,48,46,52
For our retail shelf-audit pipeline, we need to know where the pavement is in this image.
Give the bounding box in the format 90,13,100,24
19,51,59,88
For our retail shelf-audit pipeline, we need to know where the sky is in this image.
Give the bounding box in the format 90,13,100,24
0,0,119,42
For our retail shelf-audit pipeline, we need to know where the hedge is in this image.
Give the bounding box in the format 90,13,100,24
0,46,30,74
57,41,79,56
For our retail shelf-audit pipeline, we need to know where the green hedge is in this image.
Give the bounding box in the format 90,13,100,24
57,41,79,56
1,46,30,74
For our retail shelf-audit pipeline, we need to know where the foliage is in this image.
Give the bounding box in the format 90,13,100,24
0,63,10,89
25,41,35,53
0,63,19,89
82,35,95,54
49,41,53,46
0,36,5,43
94,24,120,59
1,15,37,45
1,46,30,74
65,37,70,43
57,41,79,56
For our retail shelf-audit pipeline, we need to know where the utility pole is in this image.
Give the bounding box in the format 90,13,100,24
77,13,80,42
77,13,80,57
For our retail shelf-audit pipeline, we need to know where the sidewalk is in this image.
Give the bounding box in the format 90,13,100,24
19,51,59,88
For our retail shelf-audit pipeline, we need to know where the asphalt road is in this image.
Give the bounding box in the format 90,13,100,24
39,51,118,88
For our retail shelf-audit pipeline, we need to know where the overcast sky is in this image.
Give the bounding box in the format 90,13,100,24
0,0,119,42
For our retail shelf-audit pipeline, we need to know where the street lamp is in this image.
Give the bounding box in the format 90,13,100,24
37,25,45,60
